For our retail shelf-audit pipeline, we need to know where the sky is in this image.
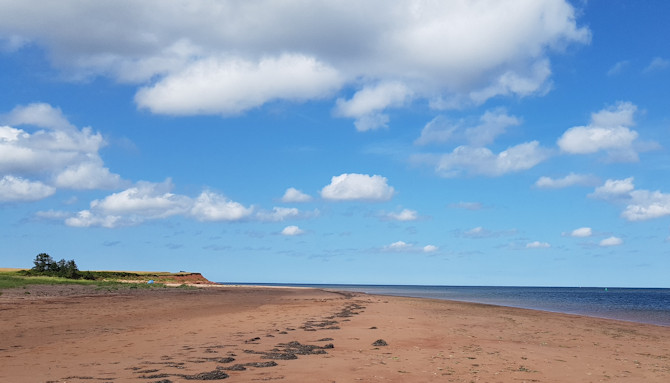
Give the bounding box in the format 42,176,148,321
1,0,669,287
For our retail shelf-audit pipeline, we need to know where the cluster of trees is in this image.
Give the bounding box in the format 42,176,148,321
29,253,87,279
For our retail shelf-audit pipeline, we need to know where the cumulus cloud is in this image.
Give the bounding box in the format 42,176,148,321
0,0,589,127
62,179,254,227
526,241,550,248
281,187,312,203
0,175,55,202
590,177,670,222
321,173,394,201
423,245,438,253
385,241,411,251
599,236,623,247
384,208,418,222
191,191,254,222
557,102,654,162
589,177,635,201
622,190,670,222
570,227,592,238
54,161,124,190
136,54,342,116
0,103,125,195
334,82,413,131
436,141,549,177
281,225,305,236
535,173,598,189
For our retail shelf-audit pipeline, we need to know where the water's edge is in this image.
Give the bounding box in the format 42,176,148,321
220,283,670,327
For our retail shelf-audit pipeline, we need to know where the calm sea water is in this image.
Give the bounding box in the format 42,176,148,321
225,283,670,326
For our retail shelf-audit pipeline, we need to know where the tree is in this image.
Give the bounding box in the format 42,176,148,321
32,253,54,273
30,253,81,279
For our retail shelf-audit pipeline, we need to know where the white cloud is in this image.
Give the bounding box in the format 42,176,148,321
643,57,669,73
607,60,629,76
468,59,553,105
281,187,312,203
54,161,124,190
464,109,521,147
416,109,520,146
589,178,670,222
256,207,300,222
190,191,254,222
459,226,516,238
136,54,342,116
281,225,305,236
63,180,254,227
436,141,549,177
386,241,411,251
383,241,439,253
622,190,670,222
0,175,55,202
449,201,483,210
526,241,550,248
65,210,123,229
321,173,394,201
590,177,635,201
0,103,124,192
385,208,418,222
334,82,413,131
0,1,589,127
557,102,651,162
599,236,623,247
535,173,598,189
4,103,75,130
570,227,592,238
414,116,457,146
89,179,191,219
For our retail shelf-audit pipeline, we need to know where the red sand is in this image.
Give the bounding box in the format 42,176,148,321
1,284,669,382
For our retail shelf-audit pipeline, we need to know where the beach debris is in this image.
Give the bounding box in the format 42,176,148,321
219,361,278,371
335,303,366,318
202,357,235,364
181,370,230,380
372,339,388,347
244,336,261,343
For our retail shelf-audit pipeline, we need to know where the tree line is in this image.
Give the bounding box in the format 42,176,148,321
25,253,93,280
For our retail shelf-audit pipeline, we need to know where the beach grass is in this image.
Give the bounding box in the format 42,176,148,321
0,270,172,292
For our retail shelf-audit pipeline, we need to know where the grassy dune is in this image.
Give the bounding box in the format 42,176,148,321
0,269,210,292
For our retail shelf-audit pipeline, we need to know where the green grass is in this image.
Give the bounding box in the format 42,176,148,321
0,271,96,290
0,270,170,292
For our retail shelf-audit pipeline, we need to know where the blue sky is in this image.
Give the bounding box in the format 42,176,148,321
1,0,669,287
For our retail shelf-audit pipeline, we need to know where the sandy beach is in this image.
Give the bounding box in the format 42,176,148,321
1,285,669,382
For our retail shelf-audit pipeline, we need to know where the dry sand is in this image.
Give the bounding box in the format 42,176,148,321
1,284,668,382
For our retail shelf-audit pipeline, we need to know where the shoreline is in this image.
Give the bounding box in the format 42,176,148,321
1,284,669,382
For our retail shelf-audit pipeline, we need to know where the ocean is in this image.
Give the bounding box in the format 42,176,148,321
224,283,670,327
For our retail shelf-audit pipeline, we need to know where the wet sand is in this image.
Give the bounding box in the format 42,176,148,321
1,284,668,382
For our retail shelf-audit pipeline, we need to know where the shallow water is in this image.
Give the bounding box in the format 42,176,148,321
224,283,670,326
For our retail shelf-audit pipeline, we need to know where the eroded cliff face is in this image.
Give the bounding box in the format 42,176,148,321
159,272,217,285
